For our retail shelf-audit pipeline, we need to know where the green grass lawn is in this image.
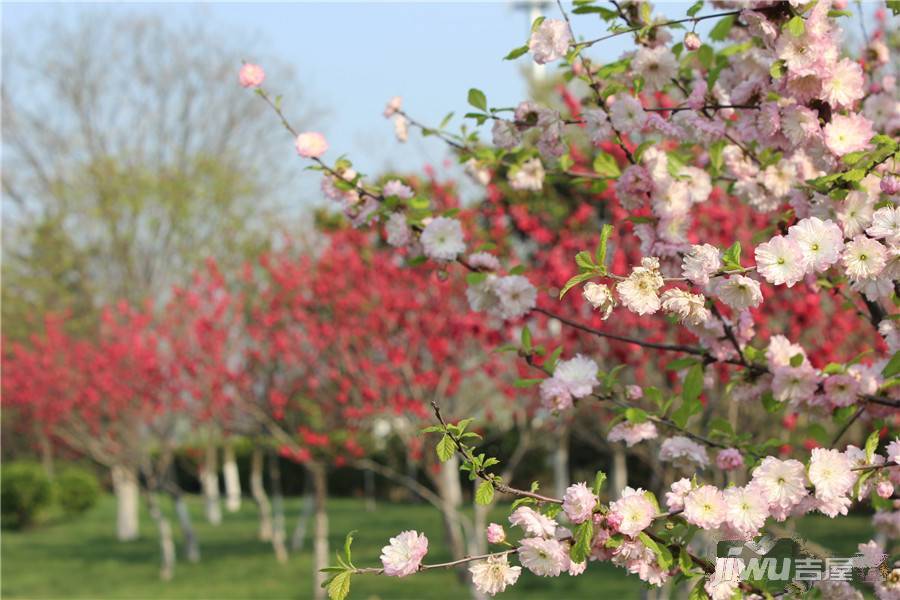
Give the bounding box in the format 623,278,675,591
1,495,874,599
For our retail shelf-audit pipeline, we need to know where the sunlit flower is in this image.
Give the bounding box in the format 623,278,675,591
381,530,428,577
469,554,521,596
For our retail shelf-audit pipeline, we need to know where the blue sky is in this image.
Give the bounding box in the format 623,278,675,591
2,2,656,202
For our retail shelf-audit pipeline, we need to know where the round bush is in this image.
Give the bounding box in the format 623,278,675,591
56,467,100,516
1,462,52,529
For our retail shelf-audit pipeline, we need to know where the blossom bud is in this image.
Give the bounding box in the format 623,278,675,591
877,480,894,499
625,385,643,401
383,96,402,118
683,32,702,52
295,132,328,158
881,176,900,195
716,448,744,471
486,523,506,544
582,282,615,320
238,63,265,88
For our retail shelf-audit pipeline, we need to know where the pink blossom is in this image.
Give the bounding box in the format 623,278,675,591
563,482,598,524
683,32,701,52
380,530,428,577
295,132,328,158
518,537,568,577
383,96,402,118
529,19,571,65
486,523,506,544
823,113,874,157
659,436,709,469
509,506,557,538
716,448,744,471
608,421,658,447
665,478,692,512
609,488,657,537
876,480,894,499
238,63,265,88
683,485,727,530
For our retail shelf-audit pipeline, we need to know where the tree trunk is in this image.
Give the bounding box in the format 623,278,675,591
552,427,570,500
291,469,314,552
433,455,468,582
250,447,273,542
169,485,201,563
363,468,376,512
611,445,628,498
310,462,329,600
223,442,241,513
112,465,140,541
146,492,176,581
268,451,289,563
38,428,54,479
201,443,222,525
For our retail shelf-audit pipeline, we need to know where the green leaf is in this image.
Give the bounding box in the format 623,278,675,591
865,430,880,463
789,353,804,368
343,530,356,564
514,378,543,388
436,435,455,462
666,357,700,371
592,152,621,178
722,242,741,270
504,45,529,61
785,15,805,37
709,15,735,41
466,272,487,286
683,364,704,403
686,0,703,17
624,407,649,423
521,326,533,351
592,470,607,496
770,59,786,79
575,251,596,271
467,88,488,112
476,481,495,505
883,352,900,378
596,223,614,267
325,571,351,600
697,45,714,70
638,532,672,570
559,271,595,299
761,391,783,413
570,520,594,563
531,15,545,32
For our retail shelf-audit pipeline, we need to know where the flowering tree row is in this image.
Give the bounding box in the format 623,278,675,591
239,0,900,598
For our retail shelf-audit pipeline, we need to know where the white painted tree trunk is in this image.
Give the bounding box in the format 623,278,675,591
290,479,314,552
268,452,289,563
250,447,273,542
146,492,175,581
112,465,140,541
201,443,222,525
223,443,241,513
172,492,201,562
612,446,628,498
552,428,570,500
311,463,329,600
434,455,468,585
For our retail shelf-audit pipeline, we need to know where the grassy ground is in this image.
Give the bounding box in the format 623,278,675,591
1,495,874,599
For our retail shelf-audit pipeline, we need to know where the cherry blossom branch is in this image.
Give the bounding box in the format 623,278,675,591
430,399,563,504
349,548,518,575
576,10,742,49
533,306,721,360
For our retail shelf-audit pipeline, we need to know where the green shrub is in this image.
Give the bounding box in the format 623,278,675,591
1,462,52,529
56,467,100,516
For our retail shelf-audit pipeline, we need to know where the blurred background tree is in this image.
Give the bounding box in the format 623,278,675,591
1,12,315,341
